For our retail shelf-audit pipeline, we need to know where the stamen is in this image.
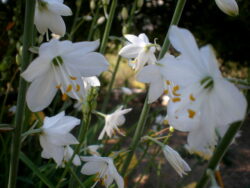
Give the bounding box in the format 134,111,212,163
166,80,171,85
163,119,169,125
172,85,181,96
164,89,169,95
189,94,196,101
62,93,68,101
187,109,196,119
70,76,77,80
172,97,181,103
66,84,72,92
76,84,80,92
55,84,61,89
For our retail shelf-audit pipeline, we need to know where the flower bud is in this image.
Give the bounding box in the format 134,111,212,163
90,0,95,10
121,7,128,20
137,0,144,9
215,0,239,16
97,16,106,25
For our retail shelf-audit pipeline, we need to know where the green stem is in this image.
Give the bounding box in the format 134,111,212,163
158,0,187,59
21,128,42,138
143,135,164,147
121,96,150,176
69,0,83,40
7,1,35,187
87,6,100,40
68,166,86,188
19,152,55,188
101,56,122,112
99,0,117,53
195,121,243,188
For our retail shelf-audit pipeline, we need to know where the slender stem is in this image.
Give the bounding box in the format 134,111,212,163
121,96,150,176
19,152,55,188
196,121,243,188
21,128,42,138
68,166,86,188
69,0,83,40
143,136,164,147
101,56,122,112
158,0,187,59
99,0,117,53
7,1,35,187
87,7,100,40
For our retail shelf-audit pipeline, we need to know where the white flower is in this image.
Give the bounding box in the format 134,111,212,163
119,33,157,71
215,0,239,16
98,106,132,140
82,76,101,92
81,156,124,188
35,0,72,36
87,145,103,156
61,146,81,167
162,145,191,177
39,111,80,166
22,39,109,112
136,54,175,103
165,26,247,154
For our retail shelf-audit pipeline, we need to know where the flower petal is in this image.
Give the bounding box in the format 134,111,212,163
81,161,106,175
48,2,72,16
26,70,57,112
119,44,142,58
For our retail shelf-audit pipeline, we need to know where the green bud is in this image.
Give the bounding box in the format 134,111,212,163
137,0,144,8
122,25,129,35
121,7,128,20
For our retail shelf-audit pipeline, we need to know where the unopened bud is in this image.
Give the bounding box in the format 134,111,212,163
97,16,105,25
90,0,95,10
121,7,128,20
102,0,110,5
137,0,144,9
169,126,175,133
215,0,239,16
122,25,129,35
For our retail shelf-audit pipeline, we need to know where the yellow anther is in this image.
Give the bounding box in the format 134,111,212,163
172,85,181,96
70,76,77,80
104,175,108,180
55,84,61,89
76,84,80,92
66,84,72,92
163,119,169,125
189,94,196,101
166,80,171,85
62,93,68,101
172,97,181,103
164,89,169,95
187,109,196,119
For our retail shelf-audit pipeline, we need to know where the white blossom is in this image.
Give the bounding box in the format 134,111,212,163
81,156,124,188
162,145,191,177
98,106,132,140
39,111,80,166
22,39,109,112
119,33,157,71
136,54,175,103
35,0,72,36
87,145,103,156
61,146,81,167
165,26,247,155
215,0,239,16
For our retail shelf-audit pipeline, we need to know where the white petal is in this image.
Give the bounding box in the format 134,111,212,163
21,56,51,82
119,44,142,58
46,133,79,145
52,116,80,133
200,45,221,77
47,14,66,36
65,52,109,77
209,79,247,125
34,9,49,35
81,161,106,175
43,111,65,129
48,2,72,16
138,33,149,43
69,40,100,56
136,64,161,83
148,80,165,103
215,0,239,16
169,26,203,70
26,70,57,112
124,34,144,45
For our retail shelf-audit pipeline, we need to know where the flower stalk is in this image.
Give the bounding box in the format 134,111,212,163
158,0,187,59
7,1,36,187
196,121,243,188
